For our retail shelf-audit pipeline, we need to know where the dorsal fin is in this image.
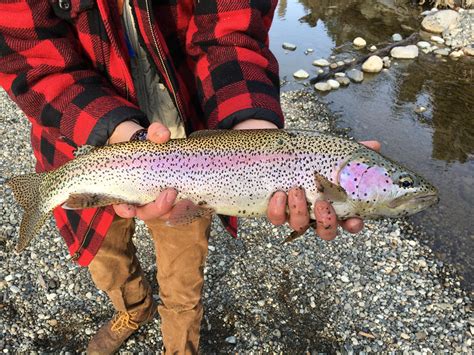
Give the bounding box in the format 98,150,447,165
73,145,96,158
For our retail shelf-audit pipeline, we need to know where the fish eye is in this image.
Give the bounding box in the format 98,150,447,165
398,174,415,188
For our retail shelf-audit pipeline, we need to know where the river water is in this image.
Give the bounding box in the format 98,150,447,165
270,0,473,289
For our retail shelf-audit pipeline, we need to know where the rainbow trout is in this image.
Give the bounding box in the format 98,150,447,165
7,129,438,251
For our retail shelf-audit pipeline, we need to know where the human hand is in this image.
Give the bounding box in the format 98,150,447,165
266,140,382,240
112,122,179,221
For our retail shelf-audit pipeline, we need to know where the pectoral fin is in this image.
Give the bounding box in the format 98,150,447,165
63,193,136,209
314,173,348,202
282,221,316,244
166,200,215,226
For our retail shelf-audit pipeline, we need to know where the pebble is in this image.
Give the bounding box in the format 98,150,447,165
346,69,364,83
10,286,20,294
208,245,216,252
434,48,450,56
329,63,338,69
282,42,297,51
336,61,345,67
415,106,427,114
334,72,346,78
314,82,332,92
390,45,419,59
225,336,237,344
382,57,391,68
340,275,350,283
272,329,282,338
401,332,411,340
312,59,330,67
417,41,431,49
336,77,350,86
392,33,403,42
304,48,314,55
327,79,340,89
463,45,474,56
369,45,377,52
430,35,445,44
362,55,383,73
4,275,14,282
293,69,309,79
449,50,463,58
353,37,367,47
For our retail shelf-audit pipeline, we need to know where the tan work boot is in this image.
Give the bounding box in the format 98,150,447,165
87,303,156,355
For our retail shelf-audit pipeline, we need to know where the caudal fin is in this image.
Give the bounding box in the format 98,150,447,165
6,172,50,252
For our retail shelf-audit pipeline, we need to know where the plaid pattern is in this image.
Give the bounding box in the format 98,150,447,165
0,0,283,266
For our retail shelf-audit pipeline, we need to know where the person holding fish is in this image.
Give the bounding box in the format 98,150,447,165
0,0,382,353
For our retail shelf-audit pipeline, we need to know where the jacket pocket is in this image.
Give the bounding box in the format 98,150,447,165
49,0,95,20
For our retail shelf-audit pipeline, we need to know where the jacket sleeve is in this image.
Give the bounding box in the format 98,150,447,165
186,0,284,129
0,1,147,148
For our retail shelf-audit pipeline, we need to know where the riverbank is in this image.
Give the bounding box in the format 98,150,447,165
0,89,472,352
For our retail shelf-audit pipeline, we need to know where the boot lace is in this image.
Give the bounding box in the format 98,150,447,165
110,311,139,333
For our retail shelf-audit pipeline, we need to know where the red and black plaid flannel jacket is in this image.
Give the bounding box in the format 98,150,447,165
0,0,283,266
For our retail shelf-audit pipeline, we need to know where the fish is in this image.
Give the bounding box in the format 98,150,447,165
6,129,438,251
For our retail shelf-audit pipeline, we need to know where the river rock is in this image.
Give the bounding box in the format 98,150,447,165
293,69,309,79
417,41,431,49
334,72,346,77
362,55,383,73
430,35,445,44
282,42,297,51
463,45,474,56
449,50,463,58
336,77,350,86
353,37,367,47
346,69,364,83
434,48,450,56
421,10,459,34
382,57,391,68
312,59,330,67
390,45,419,59
392,33,403,42
329,63,338,69
327,79,340,89
314,82,332,92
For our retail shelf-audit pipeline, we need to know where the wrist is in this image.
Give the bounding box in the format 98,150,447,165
232,119,278,130
108,120,144,144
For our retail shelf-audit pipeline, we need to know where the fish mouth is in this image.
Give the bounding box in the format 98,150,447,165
388,192,439,209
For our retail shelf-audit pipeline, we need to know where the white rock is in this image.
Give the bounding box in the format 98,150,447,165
208,245,216,252
340,275,350,283
305,48,314,53
312,59,330,67
421,10,460,34
336,60,345,67
417,41,431,49
390,45,419,59
282,42,297,51
415,106,427,114
362,55,383,73
430,35,445,44
225,336,237,344
369,45,377,52
4,275,14,282
392,33,403,41
293,69,309,79
314,82,332,92
334,72,346,77
353,37,367,47
434,48,450,56
463,46,474,56
10,285,20,293
317,69,324,74
336,77,350,86
327,79,340,89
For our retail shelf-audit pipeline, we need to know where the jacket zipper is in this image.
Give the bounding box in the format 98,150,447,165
143,0,185,123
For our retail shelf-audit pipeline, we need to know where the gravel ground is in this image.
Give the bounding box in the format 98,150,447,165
0,89,472,353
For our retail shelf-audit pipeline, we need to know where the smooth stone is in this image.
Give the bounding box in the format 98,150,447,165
362,55,383,73
282,42,297,51
336,77,350,86
329,63,338,69
415,106,427,113
334,72,346,77
4,275,14,282
417,41,431,49
327,79,340,89
293,69,309,79
340,275,350,283
369,45,377,52
434,48,450,56
431,35,445,44
312,59,330,67
390,45,419,59
314,82,332,91
421,10,459,34
463,45,474,56
346,69,364,83
353,37,367,47
392,33,403,41
383,57,391,68
10,285,20,293
401,332,411,340
336,61,345,67
225,336,237,344
305,48,314,53
317,69,324,74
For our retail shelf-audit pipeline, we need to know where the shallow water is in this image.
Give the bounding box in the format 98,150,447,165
270,0,474,289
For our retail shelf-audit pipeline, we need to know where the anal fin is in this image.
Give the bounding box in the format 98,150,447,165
62,193,135,209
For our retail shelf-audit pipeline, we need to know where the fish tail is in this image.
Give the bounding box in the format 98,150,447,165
6,172,50,252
